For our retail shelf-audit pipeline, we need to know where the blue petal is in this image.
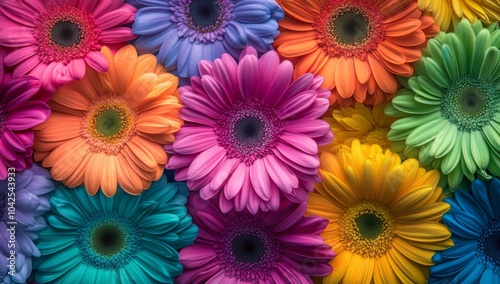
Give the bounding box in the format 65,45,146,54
472,179,496,218
455,189,490,225
137,0,169,5
487,178,500,216
443,213,481,239
133,31,170,54
430,248,476,277
132,7,173,35
233,2,271,23
479,268,499,284
453,257,484,284
439,240,477,260
177,40,214,78
224,21,248,50
158,28,182,70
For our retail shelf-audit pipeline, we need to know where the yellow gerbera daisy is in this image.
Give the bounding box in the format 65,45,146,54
308,140,452,283
418,0,500,31
321,102,396,153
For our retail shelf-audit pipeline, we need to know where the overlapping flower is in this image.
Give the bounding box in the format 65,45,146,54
0,0,499,283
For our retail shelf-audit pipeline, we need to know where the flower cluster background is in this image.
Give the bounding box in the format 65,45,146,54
0,0,500,283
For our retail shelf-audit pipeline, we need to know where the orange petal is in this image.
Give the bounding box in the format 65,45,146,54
133,54,158,79
277,38,319,58
280,0,318,23
64,152,92,188
113,45,138,95
367,55,398,93
84,153,105,195
123,73,158,107
35,113,81,142
335,57,355,98
384,19,422,37
52,86,90,111
386,30,426,47
99,46,116,94
353,79,367,103
41,138,86,168
293,47,323,79
354,58,371,84
117,153,144,195
319,57,337,90
377,41,407,65
49,139,89,182
278,16,314,31
101,155,118,197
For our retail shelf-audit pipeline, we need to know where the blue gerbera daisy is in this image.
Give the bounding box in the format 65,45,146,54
33,174,198,284
430,178,500,283
129,0,284,78
0,165,54,284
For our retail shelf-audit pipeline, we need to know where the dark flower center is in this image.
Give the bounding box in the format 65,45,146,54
441,75,498,131
331,11,370,46
0,102,7,134
232,234,266,264
91,223,126,257
235,117,264,147
355,212,384,239
51,20,82,47
95,109,123,137
78,212,141,269
189,0,221,28
478,219,500,271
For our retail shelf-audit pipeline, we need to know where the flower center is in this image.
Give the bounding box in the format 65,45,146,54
82,97,137,155
441,75,499,131
362,127,391,149
477,218,500,274
171,0,233,43
0,101,7,134
340,202,395,257
34,4,101,64
314,0,384,59
78,211,141,270
215,99,283,165
51,20,82,48
217,215,282,281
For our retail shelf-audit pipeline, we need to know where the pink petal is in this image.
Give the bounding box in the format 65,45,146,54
92,0,125,18
263,155,298,195
0,0,37,26
213,54,239,99
29,62,48,80
85,51,108,72
296,98,330,120
77,0,98,13
6,101,49,130
234,166,251,211
280,73,314,102
100,27,136,43
263,59,293,107
172,128,217,155
13,56,41,77
265,181,280,211
247,186,261,214
258,50,280,93
239,46,258,60
275,143,320,169
68,58,86,80
272,148,318,175
199,182,220,200
283,119,331,138
249,159,271,201
0,138,17,161
272,262,313,284
237,54,259,100
277,90,317,119
224,162,246,200
219,192,234,213
0,27,34,47
187,145,227,180
280,131,318,155
201,75,232,108
179,245,217,268
52,62,75,87
96,4,136,30
181,89,222,118
211,158,240,190
279,234,325,247
40,62,58,92
1,129,27,152
167,153,197,169
3,45,36,66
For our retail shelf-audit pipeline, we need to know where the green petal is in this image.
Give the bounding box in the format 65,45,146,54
455,20,476,62
491,30,500,47
488,150,500,176
461,131,477,174
418,142,434,165
430,123,458,158
471,29,492,76
444,34,468,77
414,77,443,105
460,154,475,181
482,124,500,152
470,130,489,169
392,92,441,114
406,119,448,147
442,45,460,81
479,47,499,81
390,112,442,131
385,102,408,117
388,127,414,141
427,38,445,66
424,57,449,88
441,131,463,174
447,164,464,189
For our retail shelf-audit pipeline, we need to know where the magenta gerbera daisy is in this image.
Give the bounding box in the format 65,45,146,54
167,46,333,213
0,0,136,91
0,76,50,179
178,193,335,283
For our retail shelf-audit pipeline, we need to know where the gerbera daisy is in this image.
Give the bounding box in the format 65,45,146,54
274,0,439,106
166,46,332,213
0,164,54,284
0,0,136,91
308,140,452,283
130,0,284,79
430,178,500,283
386,19,500,188
418,0,500,31
178,193,334,283
0,76,50,180
33,45,183,196
33,174,198,284
321,102,396,153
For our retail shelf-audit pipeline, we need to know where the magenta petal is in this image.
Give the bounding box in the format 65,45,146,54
77,0,98,13
0,26,34,47
247,186,261,214
224,162,245,200
52,62,75,87
280,131,318,155
85,51,108,72
13,56,41,77
249,159,271,201
4,45,36,66
198,60,214,77
283,119,331,138
275,143,320,169
68,59,86,80
201,75,231,108
258,50,280,92
179,245,216,268
100,27,136,43
281,73,314,102
211,158,240,190
95,4,136,29
173,129,217,155
237,54,260,100
6,102,49,130
181,89,222,117
2,129,28,152
263,155,298,195
263,60,293,107
218,192,234,213
0,138,17,161
187,145,227,180
213,54,239,98
279,234,325,247
273,203,308,232
277,90,317,119
92,0,124,18
0,0,36,26
3,77,40,108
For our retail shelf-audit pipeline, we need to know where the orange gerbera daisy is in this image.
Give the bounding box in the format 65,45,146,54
33,45,183,196
274,0,439,106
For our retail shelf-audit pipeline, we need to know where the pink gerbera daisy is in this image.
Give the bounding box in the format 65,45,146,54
178,193,335,283
0,76,50,179
0,0,136,91
167,46,333,213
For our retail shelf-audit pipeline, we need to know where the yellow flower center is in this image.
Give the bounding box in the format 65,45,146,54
340,202,395,257
83,97,136,155
362,127,390,149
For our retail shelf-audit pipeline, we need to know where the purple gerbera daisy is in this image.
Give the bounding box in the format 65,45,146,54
178,193,335,283
0,76,50,179
166,46,332,213
0,164,54,283
130,0,284,79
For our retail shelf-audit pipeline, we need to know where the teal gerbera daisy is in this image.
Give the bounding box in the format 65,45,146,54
430,178,500,283
33,174,198,284
386,19,500,189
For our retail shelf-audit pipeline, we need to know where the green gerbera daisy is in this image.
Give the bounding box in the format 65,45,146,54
386,19,500,189
33,174,198,284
